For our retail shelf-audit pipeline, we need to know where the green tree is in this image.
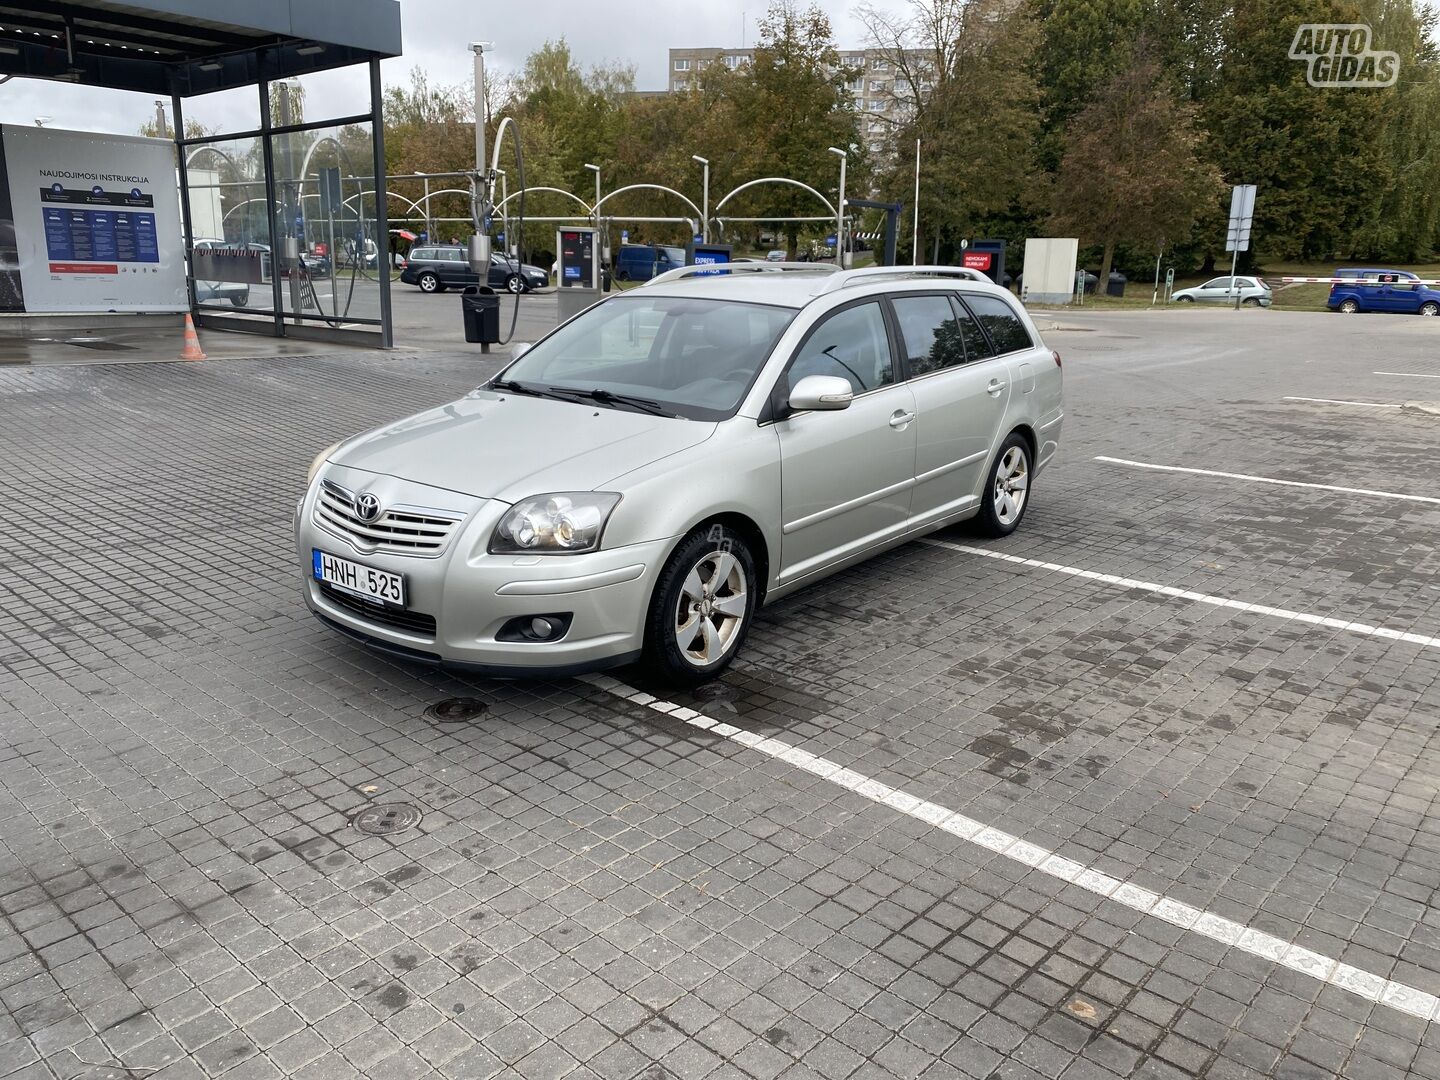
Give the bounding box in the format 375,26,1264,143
1049,50,1224,284
726,2,864,257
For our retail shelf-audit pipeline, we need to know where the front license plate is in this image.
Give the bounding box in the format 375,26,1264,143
313,549,406,607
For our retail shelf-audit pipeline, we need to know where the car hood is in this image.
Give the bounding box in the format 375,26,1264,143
331,390,716,502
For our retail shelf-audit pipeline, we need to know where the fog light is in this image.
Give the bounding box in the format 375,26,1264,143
496,613,573,643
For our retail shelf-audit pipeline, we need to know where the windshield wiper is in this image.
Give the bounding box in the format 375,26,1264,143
546,386,679,417
489,378,573,401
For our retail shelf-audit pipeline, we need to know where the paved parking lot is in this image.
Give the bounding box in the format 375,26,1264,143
2,308,1439,1080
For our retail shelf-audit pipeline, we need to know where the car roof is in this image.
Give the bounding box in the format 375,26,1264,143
635,270,1024,311
1337,267,1415,277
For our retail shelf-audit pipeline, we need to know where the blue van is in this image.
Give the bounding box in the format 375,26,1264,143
615,244,685,282
1328,268,1440,315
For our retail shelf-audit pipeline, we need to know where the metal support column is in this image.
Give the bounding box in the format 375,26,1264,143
257,73,285,335
171,87,198,315
370,59,393,348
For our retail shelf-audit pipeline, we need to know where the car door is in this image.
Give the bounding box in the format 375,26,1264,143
1381,281,1420,313
773,299,917,584
890,292,1009,527
1199,277,1232,303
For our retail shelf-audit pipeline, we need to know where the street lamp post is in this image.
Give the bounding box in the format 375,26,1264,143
583,163,601,225
692,155,709,242
827,146,847,268
469,41,493,273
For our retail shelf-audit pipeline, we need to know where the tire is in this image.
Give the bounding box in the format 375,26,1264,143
1339,298,1359,313
1243,297,1262,307
417,272,440,294
506,274,525,294
230,292,249,308
975,433,1032,538
615,269,629,282
1175,294,1194,303
1420,301,1439,317
643,524,758,685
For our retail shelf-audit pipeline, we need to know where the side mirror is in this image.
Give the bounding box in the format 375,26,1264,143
511,342,532,359
788,374,853,412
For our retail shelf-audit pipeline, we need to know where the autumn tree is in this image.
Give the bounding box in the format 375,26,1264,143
725,3,864,257
1049,51,1223,284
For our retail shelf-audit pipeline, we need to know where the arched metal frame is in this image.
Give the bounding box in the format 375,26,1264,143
713,177,837,217
593,184,703,222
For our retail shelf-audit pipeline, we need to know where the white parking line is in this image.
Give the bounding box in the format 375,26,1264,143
1284,396,1402,409
920,538,1440,653
584,673,1440,1022
1093,456,1440,506
1375,370,1440,379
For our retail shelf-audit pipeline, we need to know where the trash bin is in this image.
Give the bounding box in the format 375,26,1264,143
461,285,500,344
1106,271,1127,298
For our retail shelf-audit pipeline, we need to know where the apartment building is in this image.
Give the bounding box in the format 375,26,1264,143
666,46,931,157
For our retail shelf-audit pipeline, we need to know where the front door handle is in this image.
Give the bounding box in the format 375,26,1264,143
888,410,916,428
986,380,1008,396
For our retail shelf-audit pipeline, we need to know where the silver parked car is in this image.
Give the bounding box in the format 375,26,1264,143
1171,275,1272,307
296,264,1063,682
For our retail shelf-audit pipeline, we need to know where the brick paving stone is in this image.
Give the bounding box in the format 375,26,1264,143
2,321,1440,1079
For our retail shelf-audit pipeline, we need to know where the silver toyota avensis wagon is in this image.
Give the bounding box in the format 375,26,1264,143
297,264,1063,683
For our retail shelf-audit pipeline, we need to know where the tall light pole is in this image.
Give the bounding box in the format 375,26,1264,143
912,139,921,265
469,41,493,273
692,155,709,242
828,146,847,268
583,163,601,224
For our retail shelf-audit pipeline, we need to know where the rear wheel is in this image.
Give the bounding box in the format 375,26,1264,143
1339,298,1359,313
643,524,757,684
1420,301,1439,316
975,433,1031,538
417,272,440,294
1243,296,1262,307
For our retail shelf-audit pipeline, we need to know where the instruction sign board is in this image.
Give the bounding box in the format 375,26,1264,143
686,241,731,275
0,124,185,313
1225,184,1257,253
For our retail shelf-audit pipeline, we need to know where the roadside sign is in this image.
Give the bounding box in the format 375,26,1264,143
621,229,628,243
962,252,992,271
318,166,342,219
1225,184,1256,253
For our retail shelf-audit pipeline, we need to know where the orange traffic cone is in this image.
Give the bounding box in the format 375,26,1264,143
179,313,207,361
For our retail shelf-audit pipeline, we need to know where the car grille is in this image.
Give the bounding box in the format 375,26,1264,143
318,583,437,638
314,480,466,557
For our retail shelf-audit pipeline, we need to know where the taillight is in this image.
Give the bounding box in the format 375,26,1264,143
398,258,407,269
1052,349,1062,368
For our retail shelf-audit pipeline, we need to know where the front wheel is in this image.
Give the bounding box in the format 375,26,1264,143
506,274,525,294
976,434,1031,538
643,525,757,684
1339,298,1359,313
1175,295,1194,303
1420,301,1439,316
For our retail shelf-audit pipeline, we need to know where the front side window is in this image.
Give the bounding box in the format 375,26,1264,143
1201,277,1231,289
498,296,794,420
787,302,894,395
964,295,1033,355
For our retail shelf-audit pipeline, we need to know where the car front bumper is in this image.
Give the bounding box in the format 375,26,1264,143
296,466,672,675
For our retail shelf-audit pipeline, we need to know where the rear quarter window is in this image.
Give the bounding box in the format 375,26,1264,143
963,294,1033,355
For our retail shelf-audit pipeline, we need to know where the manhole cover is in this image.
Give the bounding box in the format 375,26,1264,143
352,803,422,835
423,697,487,723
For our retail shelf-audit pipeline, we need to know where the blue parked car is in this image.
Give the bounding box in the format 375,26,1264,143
614,244,685,282
1328,268,1440,315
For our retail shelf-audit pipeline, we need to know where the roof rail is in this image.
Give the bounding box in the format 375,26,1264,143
642,261,840,287
812,265,993,295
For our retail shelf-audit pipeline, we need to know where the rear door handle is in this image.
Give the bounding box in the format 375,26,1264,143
888,410,916,428
987,380,1007,396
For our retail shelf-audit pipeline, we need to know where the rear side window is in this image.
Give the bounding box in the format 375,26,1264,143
964,295,1033,355
892,295,968,376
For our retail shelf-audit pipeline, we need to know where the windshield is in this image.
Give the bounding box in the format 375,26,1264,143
496,295,795,420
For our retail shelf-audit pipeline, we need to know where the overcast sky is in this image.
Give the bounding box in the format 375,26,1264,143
0,0,894,137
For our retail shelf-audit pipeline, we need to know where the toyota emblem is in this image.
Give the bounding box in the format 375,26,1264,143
355,492,382,522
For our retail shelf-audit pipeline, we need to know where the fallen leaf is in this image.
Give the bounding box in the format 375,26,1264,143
1068,999,1098,1020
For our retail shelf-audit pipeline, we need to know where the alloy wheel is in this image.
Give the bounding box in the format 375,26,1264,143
992,446,1029,525
674,550,748,668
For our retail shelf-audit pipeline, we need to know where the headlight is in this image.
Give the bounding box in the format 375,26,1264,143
307,441,341,487
490,492,621,554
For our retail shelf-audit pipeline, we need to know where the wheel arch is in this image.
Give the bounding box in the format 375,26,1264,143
671,511,771,607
